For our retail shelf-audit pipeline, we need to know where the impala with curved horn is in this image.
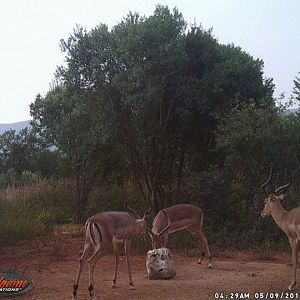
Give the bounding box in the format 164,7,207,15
72,201,152,300
260,168,299,290
148,204,212,268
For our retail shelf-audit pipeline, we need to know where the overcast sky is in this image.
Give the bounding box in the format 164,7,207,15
0,0,299,123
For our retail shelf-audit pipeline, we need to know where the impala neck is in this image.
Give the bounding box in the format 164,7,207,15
271,201,287,230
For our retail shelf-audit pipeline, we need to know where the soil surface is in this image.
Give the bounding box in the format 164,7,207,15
0,226,298,300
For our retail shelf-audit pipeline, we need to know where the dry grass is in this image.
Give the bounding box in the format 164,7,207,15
0,179,77,245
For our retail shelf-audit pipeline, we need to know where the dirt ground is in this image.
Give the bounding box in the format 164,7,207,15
0,228,298,300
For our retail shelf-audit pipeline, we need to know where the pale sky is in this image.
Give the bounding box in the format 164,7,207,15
0,0,299,123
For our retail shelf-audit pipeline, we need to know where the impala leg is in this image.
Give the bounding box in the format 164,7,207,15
112,243,119,288
124,240,135,290
193,231,204,264
88,244,105,300
72,242,93,300
288,239,298,290
196,237,205,265
196,231,212,268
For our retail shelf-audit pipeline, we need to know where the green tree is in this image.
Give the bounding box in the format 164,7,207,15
30,87,107,220
214,101,300,243
0,127,65,186
108,6,274,211
30,5,274,215
293,73,300,102
0,128,38,175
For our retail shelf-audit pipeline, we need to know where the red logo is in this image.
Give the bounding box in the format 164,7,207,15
0,270,33,297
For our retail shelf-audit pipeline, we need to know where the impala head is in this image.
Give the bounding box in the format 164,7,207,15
124,199,152,241
261,193,285,217
149,233,165,249
260,167,291,218
134,218,147,240
148,209,171,249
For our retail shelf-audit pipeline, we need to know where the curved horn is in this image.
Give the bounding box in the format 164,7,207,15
124,199,141,219
147,228,155,238
274,169,295,195
261,166,273,195
157,209,171,237
275,182,291,195
143,205,153,220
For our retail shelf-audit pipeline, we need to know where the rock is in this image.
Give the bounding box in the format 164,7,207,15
146,248,176,280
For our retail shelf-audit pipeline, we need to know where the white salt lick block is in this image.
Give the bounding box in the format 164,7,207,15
146,248,176,280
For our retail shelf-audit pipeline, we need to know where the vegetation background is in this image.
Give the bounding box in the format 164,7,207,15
1,5,300,251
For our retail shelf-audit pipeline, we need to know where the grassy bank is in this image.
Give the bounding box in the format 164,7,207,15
0,180,289,252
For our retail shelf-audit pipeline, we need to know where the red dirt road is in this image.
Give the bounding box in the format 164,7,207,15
0,233,297,300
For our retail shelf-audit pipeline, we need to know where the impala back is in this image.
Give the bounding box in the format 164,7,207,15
89,212,135,243
152,204,203,234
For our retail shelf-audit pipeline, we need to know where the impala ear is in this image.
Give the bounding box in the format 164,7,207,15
271,194,285,201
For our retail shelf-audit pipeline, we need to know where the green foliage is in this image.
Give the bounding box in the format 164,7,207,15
30,5,273,215
30,86,107,220
211,100,300,247
0,169,48,189
0,126,70,184
293,73,300,103
2,6,299,250
0,128,37,175
216,101,300,177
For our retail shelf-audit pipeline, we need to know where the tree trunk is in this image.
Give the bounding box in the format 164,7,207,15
75,167,90,222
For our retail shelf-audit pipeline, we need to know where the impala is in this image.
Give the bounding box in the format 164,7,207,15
148,204,212,268
260,169,298,290
72,203,151,300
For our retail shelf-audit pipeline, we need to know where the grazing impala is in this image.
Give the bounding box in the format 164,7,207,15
148,204,212,268
260,169,298,290
72,203,151,300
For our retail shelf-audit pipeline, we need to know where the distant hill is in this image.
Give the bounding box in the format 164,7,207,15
0,120,32,135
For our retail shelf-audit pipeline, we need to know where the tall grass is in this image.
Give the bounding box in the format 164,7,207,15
0,180,149,246
0,180,290,251
0,179,77,245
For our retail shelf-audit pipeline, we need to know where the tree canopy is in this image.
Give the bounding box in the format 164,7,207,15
27,5,280,219
0,5,299,249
